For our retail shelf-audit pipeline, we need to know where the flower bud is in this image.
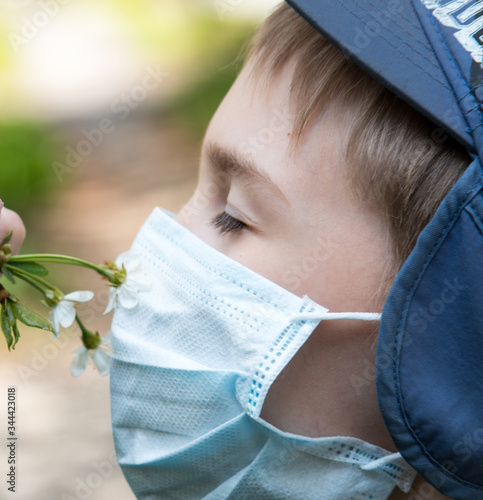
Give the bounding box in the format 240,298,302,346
0,286,9,303
82,329,102,350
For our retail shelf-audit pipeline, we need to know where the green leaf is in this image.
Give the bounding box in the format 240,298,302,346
1,230,12,246
9,301,56,335
11,321,20,349
8,261,49,277
5,302,19,349
1,305,13,351
5,301,14,324
1,266,15,284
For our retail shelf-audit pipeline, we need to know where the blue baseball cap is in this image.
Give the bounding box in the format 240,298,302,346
285,1,483,498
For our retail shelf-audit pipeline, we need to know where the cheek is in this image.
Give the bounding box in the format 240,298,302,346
261,225,392,313
301,231,392,313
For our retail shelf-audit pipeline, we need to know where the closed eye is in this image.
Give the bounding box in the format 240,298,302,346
211,211,246,235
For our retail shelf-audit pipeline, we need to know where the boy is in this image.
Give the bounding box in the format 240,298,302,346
110,1,482,499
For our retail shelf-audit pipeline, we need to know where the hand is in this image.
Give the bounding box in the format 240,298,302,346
0,201,26,255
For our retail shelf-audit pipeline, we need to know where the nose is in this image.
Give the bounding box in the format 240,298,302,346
0,203,26,255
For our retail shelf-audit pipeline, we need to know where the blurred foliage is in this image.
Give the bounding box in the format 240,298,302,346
0,268,39,312
164,60,241,139
0,0,260,216
163,18,255,139
0,123,57,216
114,1,256,64
100,0,257,138
0,24,11,71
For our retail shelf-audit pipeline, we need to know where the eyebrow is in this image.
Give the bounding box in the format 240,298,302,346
203,141,287,202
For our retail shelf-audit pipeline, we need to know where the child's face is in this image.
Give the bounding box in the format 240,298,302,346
176,62,395,440
176,62,391,316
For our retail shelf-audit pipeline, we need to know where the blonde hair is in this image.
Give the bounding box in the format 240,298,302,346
245,3,470,269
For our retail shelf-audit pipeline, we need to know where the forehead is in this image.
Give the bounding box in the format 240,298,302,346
203,62,355,212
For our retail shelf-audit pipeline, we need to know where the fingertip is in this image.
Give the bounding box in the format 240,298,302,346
0,207,26,255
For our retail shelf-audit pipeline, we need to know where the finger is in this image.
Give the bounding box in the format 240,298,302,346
0,202,26,255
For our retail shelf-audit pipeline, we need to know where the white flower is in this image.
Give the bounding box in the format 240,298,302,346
104,251,150,314
49,290,95,336
70,332,111,377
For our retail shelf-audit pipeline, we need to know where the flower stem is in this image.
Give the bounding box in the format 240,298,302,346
5,265,58,293
13,274,47,295
75,316,101,349
8,254,111,278
75,315,88,333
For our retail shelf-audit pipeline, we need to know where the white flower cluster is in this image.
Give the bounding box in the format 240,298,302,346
50,251,150,377
71,332,111,377
104,251,151,314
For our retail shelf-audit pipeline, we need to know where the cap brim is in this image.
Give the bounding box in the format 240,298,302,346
285,0,477,152
286,1,483,497
377,157,483,499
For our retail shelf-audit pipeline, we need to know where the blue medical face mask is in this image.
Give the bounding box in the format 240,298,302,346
110,207,416,499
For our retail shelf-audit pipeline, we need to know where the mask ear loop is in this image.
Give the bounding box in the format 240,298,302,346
292,312,382,322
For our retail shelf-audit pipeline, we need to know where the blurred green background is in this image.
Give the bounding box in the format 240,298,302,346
0,0,263,216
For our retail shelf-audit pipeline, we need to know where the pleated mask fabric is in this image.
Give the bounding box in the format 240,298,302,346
110,208,416,500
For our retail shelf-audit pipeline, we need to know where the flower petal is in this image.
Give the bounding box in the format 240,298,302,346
101,331,112,345
57,301,77,328
114,250,132,269
93,349,110,375
122,253,141,273
118,284,139,309
70,348,89,377
64,290,95,303
103,288,118,315
127,272,151,291
49,309,60,336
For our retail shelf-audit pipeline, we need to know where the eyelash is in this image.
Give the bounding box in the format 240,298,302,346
211,211,246,235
